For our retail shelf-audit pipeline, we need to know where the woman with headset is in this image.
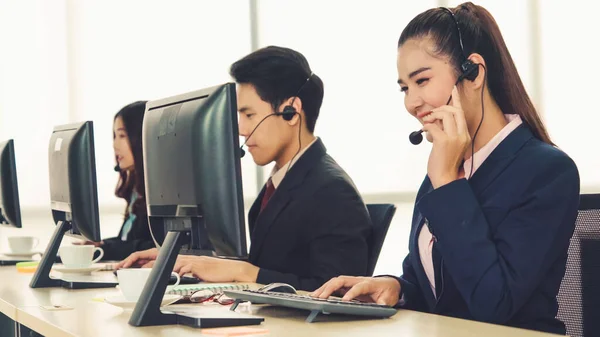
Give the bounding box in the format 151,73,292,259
79,101,156,261
312,2,579,334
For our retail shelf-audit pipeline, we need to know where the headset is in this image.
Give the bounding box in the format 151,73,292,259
240,73,314,165
409,7,486,179
409,7,479,145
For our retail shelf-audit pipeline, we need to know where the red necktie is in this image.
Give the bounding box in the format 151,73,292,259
260,178,275,213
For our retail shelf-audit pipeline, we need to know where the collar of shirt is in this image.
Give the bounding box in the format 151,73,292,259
269,137,319,189
463,114,522,178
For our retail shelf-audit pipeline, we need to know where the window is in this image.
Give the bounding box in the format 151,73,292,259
539,1,600,190
256,0,437,195
0,0,70,207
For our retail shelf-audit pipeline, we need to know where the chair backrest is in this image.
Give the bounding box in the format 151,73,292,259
366,204,396,276
556,194,600,337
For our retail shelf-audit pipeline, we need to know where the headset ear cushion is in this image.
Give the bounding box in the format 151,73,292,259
461,60,479,82
281,106,296,121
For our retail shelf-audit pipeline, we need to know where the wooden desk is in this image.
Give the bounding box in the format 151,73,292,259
0,267,561,337
0,267,54,321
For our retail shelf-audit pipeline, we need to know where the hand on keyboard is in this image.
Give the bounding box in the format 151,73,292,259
225,288,397,321
250,290,389,308
311,276,401,306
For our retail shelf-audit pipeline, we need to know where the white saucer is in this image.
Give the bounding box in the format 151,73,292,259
1,251,41,257
53,265,103,275
103,294,181,310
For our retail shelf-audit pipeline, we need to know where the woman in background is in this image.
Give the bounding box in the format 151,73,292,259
81,101,156,261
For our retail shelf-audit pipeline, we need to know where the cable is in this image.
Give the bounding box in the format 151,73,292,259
285,114,303,175
468,63,487,180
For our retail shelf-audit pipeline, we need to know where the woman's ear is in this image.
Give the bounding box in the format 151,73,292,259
466,53,487,90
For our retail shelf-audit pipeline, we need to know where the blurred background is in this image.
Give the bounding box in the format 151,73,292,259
0,0,598,276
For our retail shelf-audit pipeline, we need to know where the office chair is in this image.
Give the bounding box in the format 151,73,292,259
556,193,600,337
366,204,396,276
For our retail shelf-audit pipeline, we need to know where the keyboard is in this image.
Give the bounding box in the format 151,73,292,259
224,289,397,323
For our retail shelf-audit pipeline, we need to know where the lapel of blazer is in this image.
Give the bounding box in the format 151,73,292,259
248,139,328,261
468,124,534,196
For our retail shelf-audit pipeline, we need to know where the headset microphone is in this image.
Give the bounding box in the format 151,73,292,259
114,164,120,172
408,92,455,145
409,130,424,145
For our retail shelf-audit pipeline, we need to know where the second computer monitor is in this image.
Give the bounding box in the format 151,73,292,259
48,121,101,241
0,139,22,228
143,82,246,257
30,121,114,289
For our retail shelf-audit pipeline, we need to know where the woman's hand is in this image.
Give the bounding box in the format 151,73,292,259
310,276,401,306
422,86,471,188
171,256,259,283
74,240,104,247
116,248,159,269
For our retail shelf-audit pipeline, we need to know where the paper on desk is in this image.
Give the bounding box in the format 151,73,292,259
39,305,74,311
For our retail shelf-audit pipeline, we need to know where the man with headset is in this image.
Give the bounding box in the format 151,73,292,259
118,46,373,291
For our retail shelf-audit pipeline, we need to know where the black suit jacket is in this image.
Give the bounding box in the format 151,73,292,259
248,138,372,291
394,125,579,335
101,208,156,261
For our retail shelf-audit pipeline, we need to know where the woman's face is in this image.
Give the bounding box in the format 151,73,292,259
113,116,134,170
397,37,458,142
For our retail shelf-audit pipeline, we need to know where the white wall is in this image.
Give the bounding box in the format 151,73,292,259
256,0,436,195
66,0,255,210
539,1,600,190
0,0,70,207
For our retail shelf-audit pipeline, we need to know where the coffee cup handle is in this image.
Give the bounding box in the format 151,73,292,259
33,238,40,249
170,272,181,287
91,247,104,264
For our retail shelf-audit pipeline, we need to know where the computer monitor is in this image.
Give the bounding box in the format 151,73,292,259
0,139,31,266
143,83,247,257
48,121,101,241
30,121,116,289
0,139,22,228
129,83,260,328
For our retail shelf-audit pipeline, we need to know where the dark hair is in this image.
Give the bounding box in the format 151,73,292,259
230,46,324,133
114,101,147,220
398,2,553,145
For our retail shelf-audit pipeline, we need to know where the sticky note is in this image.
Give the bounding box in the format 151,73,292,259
39,305,73,311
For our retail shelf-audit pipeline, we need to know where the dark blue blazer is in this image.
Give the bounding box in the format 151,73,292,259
396,125,579,335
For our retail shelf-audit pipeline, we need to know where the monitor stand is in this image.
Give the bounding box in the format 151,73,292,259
29,221,117,289
128,230,263,328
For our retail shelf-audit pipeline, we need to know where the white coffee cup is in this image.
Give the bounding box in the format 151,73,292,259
117,268,181,302
59,245,104,268
8,236,39,254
